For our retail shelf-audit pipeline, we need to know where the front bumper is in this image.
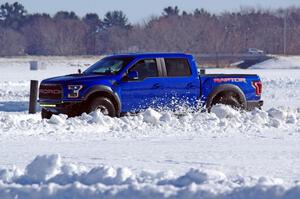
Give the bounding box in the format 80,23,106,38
246,100,264,110
39,99,83,116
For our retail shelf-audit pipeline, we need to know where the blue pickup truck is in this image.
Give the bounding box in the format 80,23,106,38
39,53,263,119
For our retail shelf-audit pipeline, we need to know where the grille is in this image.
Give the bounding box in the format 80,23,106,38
39,84,63,100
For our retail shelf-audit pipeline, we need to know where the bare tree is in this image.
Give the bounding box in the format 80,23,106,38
3,1,300,56
0,27,25,56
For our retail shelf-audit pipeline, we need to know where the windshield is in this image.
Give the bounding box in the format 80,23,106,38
84,56,134,75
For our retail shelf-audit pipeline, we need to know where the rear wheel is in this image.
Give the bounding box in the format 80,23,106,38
209,92,243,111
217,94,240,108
85,97,116,117
41,109,53,119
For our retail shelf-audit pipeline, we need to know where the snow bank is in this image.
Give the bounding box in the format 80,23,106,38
251,55,300,69
0,154,299,199
21,154,62,183
0,105,299,139
143,108,163,124
0,81,29,102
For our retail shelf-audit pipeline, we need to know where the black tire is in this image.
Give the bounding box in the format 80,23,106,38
85,97,116,117
210,93,242,111
218,95,241,109
41,109,53,119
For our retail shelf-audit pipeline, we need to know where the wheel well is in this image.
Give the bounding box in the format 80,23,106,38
86,91,119,112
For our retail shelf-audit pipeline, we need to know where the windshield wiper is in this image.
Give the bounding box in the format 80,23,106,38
91,71,115,75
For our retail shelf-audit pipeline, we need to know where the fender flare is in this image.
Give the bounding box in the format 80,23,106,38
206,84,247,110
83,85,121,115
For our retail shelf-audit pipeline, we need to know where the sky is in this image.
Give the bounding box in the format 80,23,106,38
3,0,300,23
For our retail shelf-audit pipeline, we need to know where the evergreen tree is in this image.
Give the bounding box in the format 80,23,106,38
54,11,79,20
0,2,27,29
102,10,131,30
162,6,180,17
84,13,101,32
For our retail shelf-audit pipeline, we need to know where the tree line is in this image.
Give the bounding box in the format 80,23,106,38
1,2,300,56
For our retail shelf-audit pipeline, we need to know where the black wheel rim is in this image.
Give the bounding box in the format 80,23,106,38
96,105,109,115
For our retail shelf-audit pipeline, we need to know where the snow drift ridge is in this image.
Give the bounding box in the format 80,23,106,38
1,105,299,139
0,154,299,199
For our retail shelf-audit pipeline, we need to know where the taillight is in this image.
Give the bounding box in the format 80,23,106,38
253,81,262,96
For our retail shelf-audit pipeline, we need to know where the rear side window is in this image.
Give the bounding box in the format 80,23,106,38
129,59,158,80
165,58,191,77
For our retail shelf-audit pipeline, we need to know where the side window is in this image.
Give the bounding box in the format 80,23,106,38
129,59,158,80
165,58,191,77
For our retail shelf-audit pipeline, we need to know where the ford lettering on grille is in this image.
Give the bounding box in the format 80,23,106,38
39,89,62,95
39,84,63,100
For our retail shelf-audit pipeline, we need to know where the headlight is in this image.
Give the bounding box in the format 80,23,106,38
68,85,83,98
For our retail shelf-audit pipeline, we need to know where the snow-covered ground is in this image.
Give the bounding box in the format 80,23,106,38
0,56,300,198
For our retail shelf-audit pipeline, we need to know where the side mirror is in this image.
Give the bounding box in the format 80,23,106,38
127,71,139,80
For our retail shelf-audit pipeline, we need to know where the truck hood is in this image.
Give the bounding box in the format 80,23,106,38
41,74,117,85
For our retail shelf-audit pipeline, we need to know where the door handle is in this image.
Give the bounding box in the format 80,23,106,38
152,83,160,89
186,83,196,88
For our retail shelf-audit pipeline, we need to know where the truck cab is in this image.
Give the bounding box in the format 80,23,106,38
39,53,263,119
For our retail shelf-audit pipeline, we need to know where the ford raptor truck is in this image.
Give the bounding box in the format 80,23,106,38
38,53,263,119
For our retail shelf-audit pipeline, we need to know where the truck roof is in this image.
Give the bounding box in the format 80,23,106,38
107,52,191,59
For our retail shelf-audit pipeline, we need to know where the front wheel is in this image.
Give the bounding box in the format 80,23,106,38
85,97,116,117
41,108,53,119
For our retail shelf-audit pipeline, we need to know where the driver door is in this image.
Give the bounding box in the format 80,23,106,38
119,58,165,112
